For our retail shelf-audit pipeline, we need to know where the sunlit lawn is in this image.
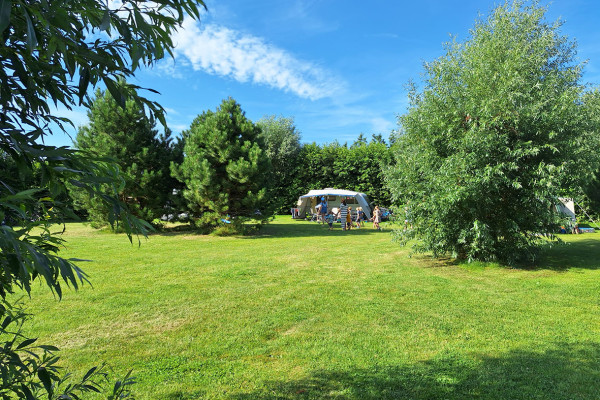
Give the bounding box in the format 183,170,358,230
18,217,600,399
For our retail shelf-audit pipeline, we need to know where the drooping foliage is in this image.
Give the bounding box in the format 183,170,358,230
0,0,204,302
579,177,600,221
0,0,204,397
74,88,180,227
172,98,272,232
385,1,600,264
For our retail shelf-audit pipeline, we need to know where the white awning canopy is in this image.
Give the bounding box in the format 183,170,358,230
295,188,372,219
300,188,368,199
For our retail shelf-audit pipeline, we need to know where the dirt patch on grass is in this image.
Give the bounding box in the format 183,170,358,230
282,326,300,336
52,314,187,349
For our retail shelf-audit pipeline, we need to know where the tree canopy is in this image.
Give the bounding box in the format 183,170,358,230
172,98,272,232
386,1,600,263
257,115,302,213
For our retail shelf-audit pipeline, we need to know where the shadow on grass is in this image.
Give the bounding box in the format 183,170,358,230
151,220,385,238
225,343,600,400
242,221,388,239
435,237,600,271
536,238,600,271
163,390,207,400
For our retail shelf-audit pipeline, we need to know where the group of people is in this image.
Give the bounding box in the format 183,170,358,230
559,222,580,234
316,197,382,231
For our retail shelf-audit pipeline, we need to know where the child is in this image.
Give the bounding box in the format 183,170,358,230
325,211,335,230
356,207,363,228
372,206,381,231
346,206,353,230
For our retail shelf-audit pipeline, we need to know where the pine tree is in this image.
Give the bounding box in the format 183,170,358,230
173,98,271,232
75,88,178,227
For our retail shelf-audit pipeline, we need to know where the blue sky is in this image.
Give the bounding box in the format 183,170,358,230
48,0,600,148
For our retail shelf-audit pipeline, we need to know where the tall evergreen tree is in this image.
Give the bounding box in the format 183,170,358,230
172,98,271,232
74,88,178,227
351,133,367,147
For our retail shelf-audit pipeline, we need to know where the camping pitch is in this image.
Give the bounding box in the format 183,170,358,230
294,189,372,220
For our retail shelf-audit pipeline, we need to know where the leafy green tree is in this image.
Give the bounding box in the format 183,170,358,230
296,142,322,191
580,178,600,220
0,0,204,397
257,115,302,213
173,98,272,232
0,150,36,191
386,1,600,264
331,139,392,206
74,88,179,227
578,89,600,219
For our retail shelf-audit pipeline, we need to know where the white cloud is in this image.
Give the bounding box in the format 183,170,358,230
170,18,342,100
369,117,395,134
296,100,397,143
167,123,189,133
52,105,89,128
163,107,179,115
155,58,186,79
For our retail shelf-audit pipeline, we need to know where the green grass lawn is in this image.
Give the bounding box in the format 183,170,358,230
16,217,600,399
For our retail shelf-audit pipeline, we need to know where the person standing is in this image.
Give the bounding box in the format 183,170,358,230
372,205,381,231
347,206,353,230
320,197,328,224
314,200,322,222
339,199,348,231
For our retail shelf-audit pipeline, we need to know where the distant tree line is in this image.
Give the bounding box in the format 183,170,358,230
71,96,394,232
258,116,393,214
293,135,392,210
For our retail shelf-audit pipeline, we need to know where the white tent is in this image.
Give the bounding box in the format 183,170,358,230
557,198,576,222
294,188,372,219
